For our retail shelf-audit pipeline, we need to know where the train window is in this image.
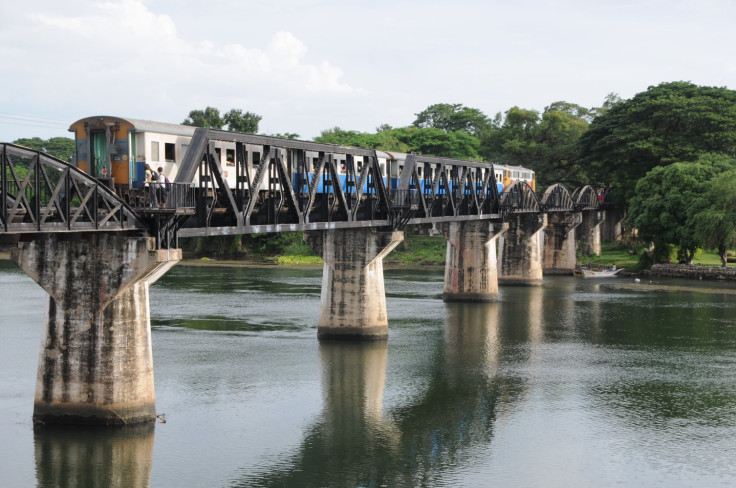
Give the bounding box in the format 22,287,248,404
226,149,235,166
150,141,159,162
418,167,422,177
253,152,261,166
165,143,175,162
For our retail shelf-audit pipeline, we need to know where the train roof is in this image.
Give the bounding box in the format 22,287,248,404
69,116,196,136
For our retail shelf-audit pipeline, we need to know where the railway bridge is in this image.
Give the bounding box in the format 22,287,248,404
1,132,614,425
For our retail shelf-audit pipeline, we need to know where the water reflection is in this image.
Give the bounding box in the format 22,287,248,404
34,424,154,488
234,300,529,487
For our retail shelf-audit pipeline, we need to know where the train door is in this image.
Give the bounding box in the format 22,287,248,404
90,129,111,179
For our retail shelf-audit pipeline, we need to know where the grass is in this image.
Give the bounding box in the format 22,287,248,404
579,242,735,271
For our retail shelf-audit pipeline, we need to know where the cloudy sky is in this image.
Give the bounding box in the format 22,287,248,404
1,0,735,142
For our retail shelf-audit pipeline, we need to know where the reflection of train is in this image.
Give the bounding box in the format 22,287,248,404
69,115,535,203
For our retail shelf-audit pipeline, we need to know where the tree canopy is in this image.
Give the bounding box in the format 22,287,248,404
183,107,262,133
627,154,736,263
577,81,736,202
12,137,75,162
480,103,593,188
412,103,489,137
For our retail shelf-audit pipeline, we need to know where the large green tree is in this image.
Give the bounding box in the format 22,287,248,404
223,109,261,133
693,169,736,266
627,154,736,263
182,106,223,128
480,102,592,188
578,81,736,202
412,103,489,137
13,136,75,161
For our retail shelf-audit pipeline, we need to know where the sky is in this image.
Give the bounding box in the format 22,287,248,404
1,0,735,142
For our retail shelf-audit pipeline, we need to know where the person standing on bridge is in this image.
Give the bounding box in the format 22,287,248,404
156,167,169,208
145,163,157,207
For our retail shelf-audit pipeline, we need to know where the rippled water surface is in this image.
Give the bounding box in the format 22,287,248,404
2,260,736,487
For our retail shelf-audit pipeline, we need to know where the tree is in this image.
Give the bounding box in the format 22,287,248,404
627,154,736,263
182,106,224,128
223,109,261,133
480,103,592,188
13,136,75,161
412,103,489,137
692,169,736,266
391,127,480,159
578,82,736,202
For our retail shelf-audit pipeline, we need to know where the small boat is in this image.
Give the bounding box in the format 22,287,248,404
579,268,623,278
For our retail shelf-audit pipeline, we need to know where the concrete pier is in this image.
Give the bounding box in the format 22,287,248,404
600,208,625,242
498,214,547,286
439,221,508,302
578,210,606,256
543,212,582,275
12,234,180,425
304,228,404,340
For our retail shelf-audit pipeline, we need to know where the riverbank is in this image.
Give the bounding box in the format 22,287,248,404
644,263,736,281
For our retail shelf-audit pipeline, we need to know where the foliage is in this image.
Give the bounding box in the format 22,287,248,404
390,127,480,159
627,155,736,263
182,106,223,128
223,109,261,133
577,81,736,203
13,136,75,161
692,169,736,266
412,103,490,137
183,107,263,133
480,102,593,188
267,133,300,140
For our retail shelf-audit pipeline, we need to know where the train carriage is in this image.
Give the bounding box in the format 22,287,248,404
69,115,535,209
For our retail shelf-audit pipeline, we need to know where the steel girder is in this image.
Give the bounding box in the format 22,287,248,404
571,185,601,211
1,143,146,234
176,129,504,237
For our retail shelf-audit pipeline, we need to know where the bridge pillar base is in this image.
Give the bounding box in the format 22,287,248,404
304,229,404,340
439,221,508,302
543,212,582,275
499,214,547,286
579,210,606,256
11,234,181,426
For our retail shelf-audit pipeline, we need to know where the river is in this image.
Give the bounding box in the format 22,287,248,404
1,259,736,487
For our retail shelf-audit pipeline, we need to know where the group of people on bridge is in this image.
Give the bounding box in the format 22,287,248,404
144,164,171,208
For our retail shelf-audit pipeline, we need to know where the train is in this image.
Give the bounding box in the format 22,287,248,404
68,115,535,204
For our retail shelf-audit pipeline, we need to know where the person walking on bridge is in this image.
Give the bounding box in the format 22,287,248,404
144,163,157,207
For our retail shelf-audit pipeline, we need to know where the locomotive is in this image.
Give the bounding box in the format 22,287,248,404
68,115,535,204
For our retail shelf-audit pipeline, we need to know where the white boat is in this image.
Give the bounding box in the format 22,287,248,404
579,268,623,278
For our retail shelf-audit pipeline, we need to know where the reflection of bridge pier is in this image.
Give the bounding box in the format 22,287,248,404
34,424,154,486
11,234,180,425
304,228,404,340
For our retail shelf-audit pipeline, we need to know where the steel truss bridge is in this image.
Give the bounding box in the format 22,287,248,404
1,132,603,248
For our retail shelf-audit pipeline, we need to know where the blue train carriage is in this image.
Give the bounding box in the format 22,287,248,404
291,149,388,194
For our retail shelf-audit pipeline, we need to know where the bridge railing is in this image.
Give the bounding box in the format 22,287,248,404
131,183,196,210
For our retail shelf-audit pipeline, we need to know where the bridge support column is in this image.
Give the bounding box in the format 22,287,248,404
601,208,625,241
498,214,547,286
439,221,508,302
11,234,181,425
304,228,404,340
578,210,606,256
543,212,582,275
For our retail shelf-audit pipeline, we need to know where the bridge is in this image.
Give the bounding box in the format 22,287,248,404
1,132,619,426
